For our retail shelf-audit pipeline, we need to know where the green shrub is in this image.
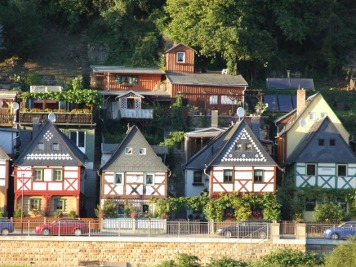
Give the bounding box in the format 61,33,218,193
324,237,356,267
155,253,201,267
206,257,248,267
313,202,344,222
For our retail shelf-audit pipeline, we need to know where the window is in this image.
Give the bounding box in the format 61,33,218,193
245,143,252,151
223,170,234,183
309,112,316,121
114,173,123,184
117,204,125,216
235,143,242,151
193,171,203,184
221,95,235,105
305,198,316,211
254,170,264,183
55,199,65,210
318,139,324,146
337,164,347,177
125,147,132,155
53,143,59,151
53,169,63,181
209,95,218,105
306,164,316,176
321,112,327,118
142,204,149,213
30,199,41,210
38,143,44,150
33,168,43,181
114,75,139,86
139,148,146,155
330,139,335,146
69,131,85,148
145,174,154,185
176,52,185,63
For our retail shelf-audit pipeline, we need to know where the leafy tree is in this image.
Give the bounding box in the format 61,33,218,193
324,237,356,267
171,93,187,131
155,253,201,267
313,202,344,222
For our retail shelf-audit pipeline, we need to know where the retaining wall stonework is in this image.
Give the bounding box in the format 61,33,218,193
0,236,312,267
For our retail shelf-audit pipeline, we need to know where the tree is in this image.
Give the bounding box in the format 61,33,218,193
324,237,356,267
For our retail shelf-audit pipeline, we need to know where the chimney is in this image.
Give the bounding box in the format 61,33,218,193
297,88,306,115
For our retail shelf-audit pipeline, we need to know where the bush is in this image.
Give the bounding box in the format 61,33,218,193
313,202,344,222
206,257,248,267
251,248,325,267
155,253,201,267
324,237,356,267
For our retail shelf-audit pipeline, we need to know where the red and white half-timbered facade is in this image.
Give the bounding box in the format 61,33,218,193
13,121,86,217
184,120,277,198
99,125,169,216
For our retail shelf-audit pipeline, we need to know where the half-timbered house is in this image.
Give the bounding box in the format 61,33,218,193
12,121,86,217
0,146,10,215
99,125,169,217
275,89,356,220
184,120,277,198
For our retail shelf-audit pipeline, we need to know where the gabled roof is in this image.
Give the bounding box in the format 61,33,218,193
165,43,197,54
185,127,226,138
0,146,10,160
286,117,356,164
14,121,86,166
266,78,314,90
100,125,169,172
90,65,165,74
274,93,319,136
184,120,277,169
166,72,248,87
115,90,145,100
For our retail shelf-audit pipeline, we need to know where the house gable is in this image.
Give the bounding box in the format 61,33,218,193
165,43,196,73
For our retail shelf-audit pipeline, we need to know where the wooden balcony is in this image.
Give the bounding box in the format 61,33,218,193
119,109,153,119
19,111,94,125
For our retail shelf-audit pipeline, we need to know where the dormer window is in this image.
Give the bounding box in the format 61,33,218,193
235,143,242,151
318,139,324,146
330,139,335,146
38,143,44,151
245,143,252,151
139,148,146,155
176,52,185,63
125,147,132,155
53,143,59,151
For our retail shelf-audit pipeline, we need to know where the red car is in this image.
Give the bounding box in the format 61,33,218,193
35,218,89,236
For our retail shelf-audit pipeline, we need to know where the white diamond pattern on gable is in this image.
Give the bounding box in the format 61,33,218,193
24,153,73,161
44,130,54,141
222,128,266,162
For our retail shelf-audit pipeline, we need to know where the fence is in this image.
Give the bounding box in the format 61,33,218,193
5,218,340,239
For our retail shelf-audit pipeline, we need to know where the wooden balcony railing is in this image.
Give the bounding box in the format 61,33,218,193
119,109,153,119
19,111,94,125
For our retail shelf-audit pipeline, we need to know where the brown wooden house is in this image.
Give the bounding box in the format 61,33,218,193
165,43,248,115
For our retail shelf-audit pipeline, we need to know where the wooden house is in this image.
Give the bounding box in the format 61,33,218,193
184,120,277,198
0,90,17,127
99,125,169,216
275,89,356,220
90,66,169,120
165,43,249,115
0,146,10,215
12,121,86,217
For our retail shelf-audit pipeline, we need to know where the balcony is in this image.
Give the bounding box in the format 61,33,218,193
119,109,153,119
19,110,94,125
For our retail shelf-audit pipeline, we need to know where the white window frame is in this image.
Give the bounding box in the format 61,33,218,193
145,173,154,185
254,169,264,183
114,172,124,184
125,147,132,155
221,95,235,105
69,130,86,151
193,171,203,184
209,95,218,105
309,112,316,121
176,52,185,63
139,148,146,155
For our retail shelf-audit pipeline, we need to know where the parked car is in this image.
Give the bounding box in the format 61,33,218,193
35,218,89,236
0,217,14,235
323,221,356,240
215,220,271,238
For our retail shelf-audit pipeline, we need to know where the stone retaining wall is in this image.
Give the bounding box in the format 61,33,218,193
0,236,308,267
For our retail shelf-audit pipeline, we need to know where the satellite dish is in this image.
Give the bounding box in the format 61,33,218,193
48,112,56,122
237,107,245,118
299,118,306,127
12,102,19,111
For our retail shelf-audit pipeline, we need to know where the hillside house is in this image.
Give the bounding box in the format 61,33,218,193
12,121,86,217
184,120,277,198
99,125,170,217
275,89,356,220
